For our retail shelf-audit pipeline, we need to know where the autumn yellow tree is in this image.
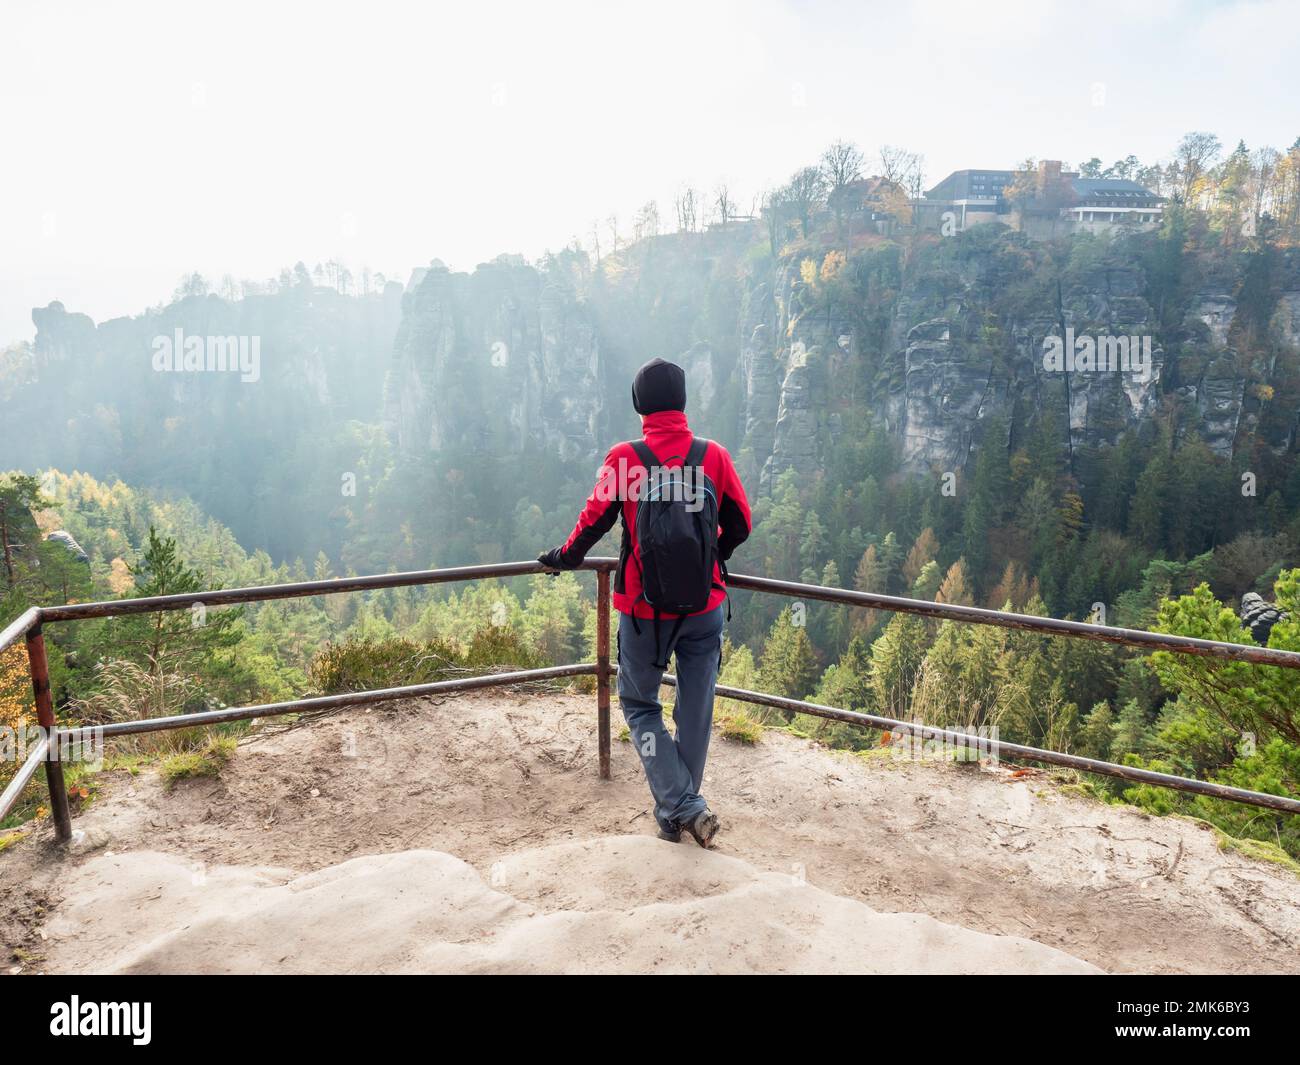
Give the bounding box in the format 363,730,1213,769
0,643,35,794
936,559,974,607
852,544,886,634
903,528,939,588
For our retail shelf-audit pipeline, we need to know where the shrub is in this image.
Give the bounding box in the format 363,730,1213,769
717,709,762,745
310,636,456,693
67,659,209,755
310,627,546,695
159,735,236,786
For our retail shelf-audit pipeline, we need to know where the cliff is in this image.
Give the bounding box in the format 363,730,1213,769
11,223,1300,565
383,258,601,462
378,225,1300,505
5,282,403,561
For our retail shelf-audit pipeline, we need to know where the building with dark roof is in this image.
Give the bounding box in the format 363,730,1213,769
919,162,1163,236
1065,177,1163,230
918,169,1013,231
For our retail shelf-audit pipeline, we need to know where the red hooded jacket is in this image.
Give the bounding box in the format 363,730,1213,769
558,410,752,618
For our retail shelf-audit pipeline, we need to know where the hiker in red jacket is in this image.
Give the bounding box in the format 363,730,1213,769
539,358,751,847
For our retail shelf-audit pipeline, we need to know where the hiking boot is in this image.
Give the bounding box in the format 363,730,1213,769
657,824,682,843
681,809,720,849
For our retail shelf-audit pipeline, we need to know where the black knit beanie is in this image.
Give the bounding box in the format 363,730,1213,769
631,358,686,415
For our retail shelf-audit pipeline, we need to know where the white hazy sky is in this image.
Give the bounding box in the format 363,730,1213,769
2,0,1298,346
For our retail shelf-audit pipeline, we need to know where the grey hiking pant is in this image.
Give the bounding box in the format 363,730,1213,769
617,605,725,834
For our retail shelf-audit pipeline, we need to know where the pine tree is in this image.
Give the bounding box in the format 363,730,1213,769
911,559,942,600
814,559,850,653
859,475,882,533
1112,698,1153,759
912,620,965,726
1078,701,1115,759
852,543,886,635
956,616,1012,729
521,573,585,664
1018,476,1059,571
757,609,820,703
109,526,248,706
312,551,333,581
718,641,757,703
0,474,45,591
961,417,1011,591
1024,406,1065,486
1129,447,1172,550
877,531,904,594
799,510,827,576
868,613,929,716
808,635,876,747
30,537,93,607
853,544,884,591
762,470,804,579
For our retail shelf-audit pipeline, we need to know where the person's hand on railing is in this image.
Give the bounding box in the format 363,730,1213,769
537,547,579,573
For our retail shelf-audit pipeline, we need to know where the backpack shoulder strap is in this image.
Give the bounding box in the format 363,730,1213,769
629,439,657,470
684,436,709,468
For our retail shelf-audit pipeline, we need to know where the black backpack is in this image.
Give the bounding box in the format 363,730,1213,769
629,436,723,668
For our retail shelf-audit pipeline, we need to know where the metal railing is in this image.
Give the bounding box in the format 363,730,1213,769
3,555,1300,843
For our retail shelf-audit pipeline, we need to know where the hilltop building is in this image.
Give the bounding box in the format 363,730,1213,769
918,161,1163,238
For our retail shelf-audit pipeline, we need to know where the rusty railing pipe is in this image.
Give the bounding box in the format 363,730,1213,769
38,559,616,624
24,627,71,842
0,734,51,823
0,606,41,655
8,554,1300,836
649,670,1300,816
596,570,612,780
56,663,597,741
724,571,1300,671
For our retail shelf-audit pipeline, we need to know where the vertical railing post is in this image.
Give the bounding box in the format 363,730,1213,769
25,626,72,843
596,569,611,780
